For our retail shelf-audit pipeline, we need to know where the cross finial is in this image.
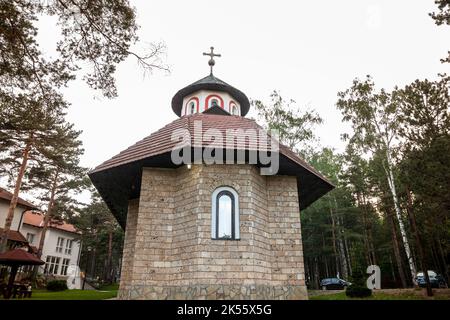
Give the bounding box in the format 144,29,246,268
203,46,221,75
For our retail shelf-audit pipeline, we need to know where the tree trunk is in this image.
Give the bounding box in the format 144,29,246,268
356,192,372,265
383,152,416,284
0,137,32,253
314,257,320,289
106,230,113,283
90,234,97,280
361,192,377,265
332,197,349,279
328,200,340,276
344,236,352,276
388,208,407,288
405,188,432,296
435,237,449,284
389,254,396,283
31,169,59,284
36,169,60,259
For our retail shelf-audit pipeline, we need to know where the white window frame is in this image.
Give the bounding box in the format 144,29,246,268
61,258,70,275
211,186,240,240
65,239,73,255
56,237,64,253
45,256,61,275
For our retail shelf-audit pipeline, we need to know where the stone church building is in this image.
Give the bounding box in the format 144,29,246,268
89,49,333,299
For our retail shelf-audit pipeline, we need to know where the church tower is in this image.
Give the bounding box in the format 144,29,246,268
89,48,333,300
172,47,250,118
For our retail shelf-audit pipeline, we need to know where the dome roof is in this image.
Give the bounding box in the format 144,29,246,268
171,74,250,117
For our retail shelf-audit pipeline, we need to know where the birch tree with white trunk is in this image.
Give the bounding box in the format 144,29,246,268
337,76,417,284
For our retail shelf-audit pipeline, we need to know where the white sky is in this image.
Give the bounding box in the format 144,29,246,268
34,0,450,171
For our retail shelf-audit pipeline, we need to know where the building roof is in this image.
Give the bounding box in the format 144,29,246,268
0,249,44,266
23,211,81,235
89,113,334,228
171,74,251,117
0,187,37,210
0,227,28,243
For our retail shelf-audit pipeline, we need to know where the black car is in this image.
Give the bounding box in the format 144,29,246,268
320,278,351,290
416,271,448,288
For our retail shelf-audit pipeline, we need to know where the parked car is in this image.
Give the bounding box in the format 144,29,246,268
416,271,448,288
320,278,351,290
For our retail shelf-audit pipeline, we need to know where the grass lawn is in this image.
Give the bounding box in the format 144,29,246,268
30,289,117,300
1,289,118,300
310,289,450,300
98,283,119,291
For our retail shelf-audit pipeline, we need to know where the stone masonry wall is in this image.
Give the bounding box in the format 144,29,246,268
118,164,307,300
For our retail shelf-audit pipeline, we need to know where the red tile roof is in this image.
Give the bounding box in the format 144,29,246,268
23,211,81,235
0,227,27,243
0,187,37,209
0,249,44,265
91,113,332,182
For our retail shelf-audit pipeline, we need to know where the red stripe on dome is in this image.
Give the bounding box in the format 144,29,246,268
205,94,224,110
184,97,200,115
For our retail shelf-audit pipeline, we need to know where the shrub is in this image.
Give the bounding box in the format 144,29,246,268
345,286,372,298
46,280,68,291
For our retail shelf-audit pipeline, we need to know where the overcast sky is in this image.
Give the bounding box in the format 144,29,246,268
35,0,450,171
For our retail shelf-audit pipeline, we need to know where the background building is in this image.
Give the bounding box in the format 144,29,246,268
0,187,82,288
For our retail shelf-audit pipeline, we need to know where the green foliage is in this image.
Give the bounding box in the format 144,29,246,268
252,90,323,156
71,188,124,283
430,0,450,26
0,0,167,99
261,74,449,290
395,76,450,148
46,280,68,291
430,0,450,63
348,242,368,286
22,121,87,220
345,286,372,298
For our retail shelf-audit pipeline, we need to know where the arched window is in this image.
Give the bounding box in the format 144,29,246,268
211,186,240,240
211,99,218,107
184,97,199,115
229,101,239,115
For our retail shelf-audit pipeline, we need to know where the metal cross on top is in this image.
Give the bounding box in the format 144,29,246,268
203,46,221,75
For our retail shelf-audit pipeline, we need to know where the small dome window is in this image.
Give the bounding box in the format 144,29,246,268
205,95,224,109
189,102,195,114
185,97,198,115
229,101,239,115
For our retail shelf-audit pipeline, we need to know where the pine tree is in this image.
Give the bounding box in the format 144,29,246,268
337,76,417,285
1,0,168,99
72,190,123,284
23,122,86,259
0,95,67,252
252,90,323,157
430,0,450,63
